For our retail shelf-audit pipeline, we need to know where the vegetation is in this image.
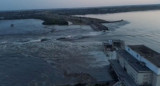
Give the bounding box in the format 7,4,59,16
42,18,68,25
50,4,160,15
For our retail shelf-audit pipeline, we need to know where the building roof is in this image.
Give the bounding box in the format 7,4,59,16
117,50,151,72
128,45,160,67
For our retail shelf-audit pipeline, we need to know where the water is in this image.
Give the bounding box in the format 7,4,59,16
1,10,160,85
0,19,49,35
0,19,113,85
84,10,160,52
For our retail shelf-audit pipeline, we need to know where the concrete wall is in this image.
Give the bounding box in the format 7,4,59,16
124,45,160,86
125,61,138,83
125,46,160,75
118,54,125,68
152,74,160,86
118,54,152,85
137,73,152,85
107,51,117,60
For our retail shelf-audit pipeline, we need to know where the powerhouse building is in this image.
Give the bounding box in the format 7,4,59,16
117,45,160,86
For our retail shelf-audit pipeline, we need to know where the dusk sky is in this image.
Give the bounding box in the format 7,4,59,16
0,0,160,11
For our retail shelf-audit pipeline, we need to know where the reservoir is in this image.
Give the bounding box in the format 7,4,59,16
84,10,160,52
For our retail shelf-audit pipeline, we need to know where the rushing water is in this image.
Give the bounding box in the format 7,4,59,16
0,19,113,85
84,10,160,52
1,10,160,85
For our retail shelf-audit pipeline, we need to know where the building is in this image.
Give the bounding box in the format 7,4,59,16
117,45,160,86
103,40,124,60
118,50,152,86
125,45,160,86
103,40,125,50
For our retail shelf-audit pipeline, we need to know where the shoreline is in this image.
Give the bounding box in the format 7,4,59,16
0,11,124,31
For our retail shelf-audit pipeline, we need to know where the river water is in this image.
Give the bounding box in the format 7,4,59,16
0,10,160,85
0,19,49,35
0,19,113,85
84,10,160,52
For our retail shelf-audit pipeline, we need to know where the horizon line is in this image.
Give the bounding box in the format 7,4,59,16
0,3,160,12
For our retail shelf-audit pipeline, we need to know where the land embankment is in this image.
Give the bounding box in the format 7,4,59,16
0,11,123,31
1,4,160,31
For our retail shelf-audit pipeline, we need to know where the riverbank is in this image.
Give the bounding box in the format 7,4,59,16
0,9,126,31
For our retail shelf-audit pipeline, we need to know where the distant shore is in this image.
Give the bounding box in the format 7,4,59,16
1,4,160,15
0,10,125,31
1,4,159,28
49,4,160,15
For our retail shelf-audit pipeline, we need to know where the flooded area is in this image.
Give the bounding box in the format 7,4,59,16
0,19,112,85
0,19,49,35
1,10,160,85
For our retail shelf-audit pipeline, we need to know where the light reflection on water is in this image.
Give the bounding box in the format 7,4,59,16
85,10,160,52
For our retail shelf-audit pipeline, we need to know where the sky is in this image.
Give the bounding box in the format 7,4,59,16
0,0,160,11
